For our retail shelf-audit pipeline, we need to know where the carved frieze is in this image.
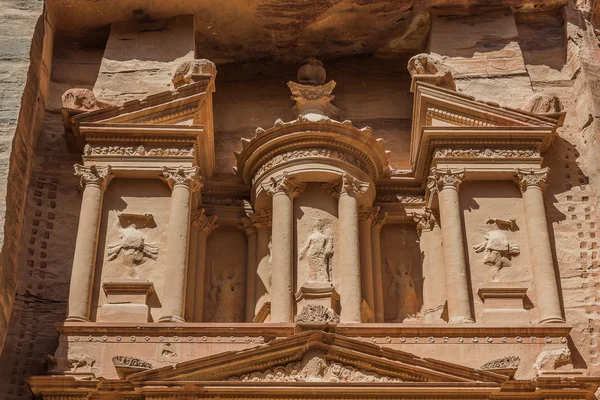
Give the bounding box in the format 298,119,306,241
83,143,195,157
425,108,497,127
295,305,339,324
433,148,541,159
253,148,367,184
203,196,250,208
375,193,425,204
112,356,152,379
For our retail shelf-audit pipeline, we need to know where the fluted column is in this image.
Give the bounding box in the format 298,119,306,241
325,173,369,323
516,168,564,323
159,167,202,323
358,205,379,321
241,217,258,322
192,208,218,322
428,168,473,323
262,173,305,322
66,165,113,322
251,209,272,317
371,211,387,323
415,208,447,323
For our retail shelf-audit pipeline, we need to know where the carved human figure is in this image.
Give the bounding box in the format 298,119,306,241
299,220,334,283
106,224,158,275
208,266,242,322
473,221,520,281
384,253,418,322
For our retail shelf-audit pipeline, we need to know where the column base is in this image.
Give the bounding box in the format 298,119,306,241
539,316,566,323
158,315,186,323
65,316,91,323
449,316,474,324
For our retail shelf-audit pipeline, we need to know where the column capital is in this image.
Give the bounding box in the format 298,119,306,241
428,167,466,192
73,164,113,190
249,208,272,229
192,208,219,234
358,205,380,223
323,172,369,199
371,211,388,229
262,172,306,198
240,217,257,235
413,207,439,236
515,168,549,192
161,166,203,191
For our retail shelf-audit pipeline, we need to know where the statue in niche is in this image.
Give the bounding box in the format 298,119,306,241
384,254,418,322
106,221,158,277
299,220,334,283
473,218,520,281
208,265,242,322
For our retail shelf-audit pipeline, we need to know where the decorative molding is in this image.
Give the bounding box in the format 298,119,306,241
192,209,219,233
73,164,113,190
425,108,498,127
515,168,549,192
295,305,340,324
323,173,369,199
83,143,194,158
253,148,367,184
433,147,541,159
161,166,202,191
203,196,250,208
261,172,306,198
480,356,520,371
112,356,152,370
375,193,425,204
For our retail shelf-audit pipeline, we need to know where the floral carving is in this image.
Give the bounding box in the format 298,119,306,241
83,144,194,157
428,167,465,192
323,173,369,198
375,193,425,204
295,305,339,323
262,172,306,198
253,148,367,183
192,208,219,233
161,166,202,190
111,356,152,370
73,164,112,189
249,208,272,229
515,168,549,192
434,148,540,159
414,208,438,235
480,356,520,371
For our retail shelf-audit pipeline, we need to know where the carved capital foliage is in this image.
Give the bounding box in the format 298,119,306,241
161,166,202,191
261,172,306,198
371,211,387,229
414,208,438,236
323,172,369,199
240,217,257,235
192,208,219,233
73,164,113,190
358,205,380,223
428,167,465,193
295,304,340,324
515,168,549,192
249,208,272,229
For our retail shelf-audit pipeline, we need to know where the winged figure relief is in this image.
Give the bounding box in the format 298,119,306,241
106,224,159,266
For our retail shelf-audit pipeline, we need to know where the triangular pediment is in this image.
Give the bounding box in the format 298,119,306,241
127,331,507,385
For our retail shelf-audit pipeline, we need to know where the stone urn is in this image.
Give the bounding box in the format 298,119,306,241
297,58,326,86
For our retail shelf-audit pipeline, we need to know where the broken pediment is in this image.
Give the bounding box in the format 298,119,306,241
126,331,507,385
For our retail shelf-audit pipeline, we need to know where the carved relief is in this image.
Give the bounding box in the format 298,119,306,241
428,168,466,192
384,256,419,322
83,144,194,157
192,209,219,233
480,356,520,371
473,218,520,281
106,224,159,272
172,59,217,88
323,173,369,199
228,350,400,383
375,193,425,204
515,168,548,192
73,164,113,190
407,53,455,90
208,266,243,322
262,172,306,198
295,305,339,324
161,166,202,191
299,220,334,283
433,148,541,159
534,346,573,373
414,208,438,236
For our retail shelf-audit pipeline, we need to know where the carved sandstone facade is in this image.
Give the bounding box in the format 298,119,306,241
2,3,600,399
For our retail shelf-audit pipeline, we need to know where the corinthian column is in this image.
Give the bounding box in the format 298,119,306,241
192,208,218,322
516,168,564,323
428,168,473,323
415,208,447,323
262,173,305,322
358,205,379,320
159,166,202,323
251,209,272,317
241,217,258,322
66,165,113,322
325,173,369,323
371,211,387,323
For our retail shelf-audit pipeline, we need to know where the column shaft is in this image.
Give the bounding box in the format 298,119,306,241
243,221,258,322
270,191,295,322
359,206,378,320
517,168,564,323
371,212,386,323
193,230,209,322
185,226,199,320
254,225,272,314
66,165,111,322
339,191,362,322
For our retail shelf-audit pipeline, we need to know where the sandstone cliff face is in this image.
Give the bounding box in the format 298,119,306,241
1,1,600,398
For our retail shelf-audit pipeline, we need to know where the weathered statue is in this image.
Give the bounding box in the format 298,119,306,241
299,220,334,283
106,224,158,272
384,254,418,322
208,266,242,322
473,219,520,281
